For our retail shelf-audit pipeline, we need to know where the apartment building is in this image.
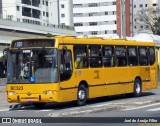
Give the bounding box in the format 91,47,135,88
0,0,59,26
72,0,135,37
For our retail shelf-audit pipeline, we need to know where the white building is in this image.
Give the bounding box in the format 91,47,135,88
0,0,59,26
73,0,117,37
59,0,73,27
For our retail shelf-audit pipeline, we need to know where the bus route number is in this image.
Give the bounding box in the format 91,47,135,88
14,41,23,48
94,70,100,79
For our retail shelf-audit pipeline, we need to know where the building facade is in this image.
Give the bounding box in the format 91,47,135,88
73,0,117,37
0,0,59,26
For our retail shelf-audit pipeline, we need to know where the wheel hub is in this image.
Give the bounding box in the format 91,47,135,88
78,90,85,100
136,83,140,94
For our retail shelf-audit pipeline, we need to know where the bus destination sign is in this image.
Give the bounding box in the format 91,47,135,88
11,39,55,48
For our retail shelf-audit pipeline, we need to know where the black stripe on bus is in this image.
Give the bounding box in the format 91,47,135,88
89,81,133,87
142,80,151,82
60,87,77,90
60,80,151,90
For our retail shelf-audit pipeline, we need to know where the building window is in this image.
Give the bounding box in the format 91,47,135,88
46,1,48,6
134,26,136,29
145,4,148,7
61,14,65,17
140,25,143,29
43,11,45,16
89,22,97,26
89,3,98,7
105,30,108,34
113,30,116,34
61,23,65,26
113,11,116,15
74,13,82,17
134,5,136,8
73,4,82,8
113,2,116,5
61,4,64,8
103,2,108,6
46,12,48,17
74,23,83,26
105,12,108,15
140,4,143,7
17,18,20,22
153,3,157,6
115,21,116,24
17,6,20,11
43,1,44,5
91,31,98,35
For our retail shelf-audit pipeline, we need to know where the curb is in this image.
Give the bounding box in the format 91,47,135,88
48,99,160,117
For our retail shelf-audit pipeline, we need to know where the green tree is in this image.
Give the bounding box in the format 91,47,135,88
45,33,53,37
136,7,160,35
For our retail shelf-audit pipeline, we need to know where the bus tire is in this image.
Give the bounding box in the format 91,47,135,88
33,103,45,109
133,78,142,97
77,84,88,106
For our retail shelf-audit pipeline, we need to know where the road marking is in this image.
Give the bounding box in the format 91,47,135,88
122,103,160,111
0,109,9,112
147,107,160,112
16,110,25,112
36,110,52,112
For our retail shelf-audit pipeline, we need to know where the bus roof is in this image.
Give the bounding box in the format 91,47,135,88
10,36,155,48
55,36,155,46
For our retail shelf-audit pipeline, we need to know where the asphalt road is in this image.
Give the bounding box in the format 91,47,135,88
0,88,159,126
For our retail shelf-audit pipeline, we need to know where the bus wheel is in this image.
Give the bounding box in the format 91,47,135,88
77,85,88,106
133,78,142,97
33,103,45,109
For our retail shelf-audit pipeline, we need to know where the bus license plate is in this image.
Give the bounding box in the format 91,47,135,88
26,98,34,101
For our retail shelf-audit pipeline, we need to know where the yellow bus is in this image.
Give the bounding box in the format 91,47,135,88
6,36,158,108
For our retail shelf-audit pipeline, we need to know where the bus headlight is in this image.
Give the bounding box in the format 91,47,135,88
8,92,17,96
43,91,53,95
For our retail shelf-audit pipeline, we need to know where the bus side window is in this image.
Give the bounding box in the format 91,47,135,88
115,46,127,67
139,47,148,66
89,46,102,68
103,46,114,67
148,47,155,65
60,50,73,81
73,45,88,69
128,47,138,66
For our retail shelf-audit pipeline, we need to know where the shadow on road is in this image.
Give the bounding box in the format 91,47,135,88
9,91,157,111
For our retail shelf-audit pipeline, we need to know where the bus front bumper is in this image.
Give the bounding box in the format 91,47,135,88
7,93,57,103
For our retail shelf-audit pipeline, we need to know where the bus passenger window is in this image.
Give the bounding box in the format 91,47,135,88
74,45,88,69
89,46,102,68
148,47,155,65
128,47,138,66
115,46,127,67
103,46,114,67
139,47,148,66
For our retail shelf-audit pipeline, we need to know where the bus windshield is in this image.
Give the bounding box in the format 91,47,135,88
7,48,58,83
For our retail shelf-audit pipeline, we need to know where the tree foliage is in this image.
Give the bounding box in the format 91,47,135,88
45,33,53,37
136,7,160,35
